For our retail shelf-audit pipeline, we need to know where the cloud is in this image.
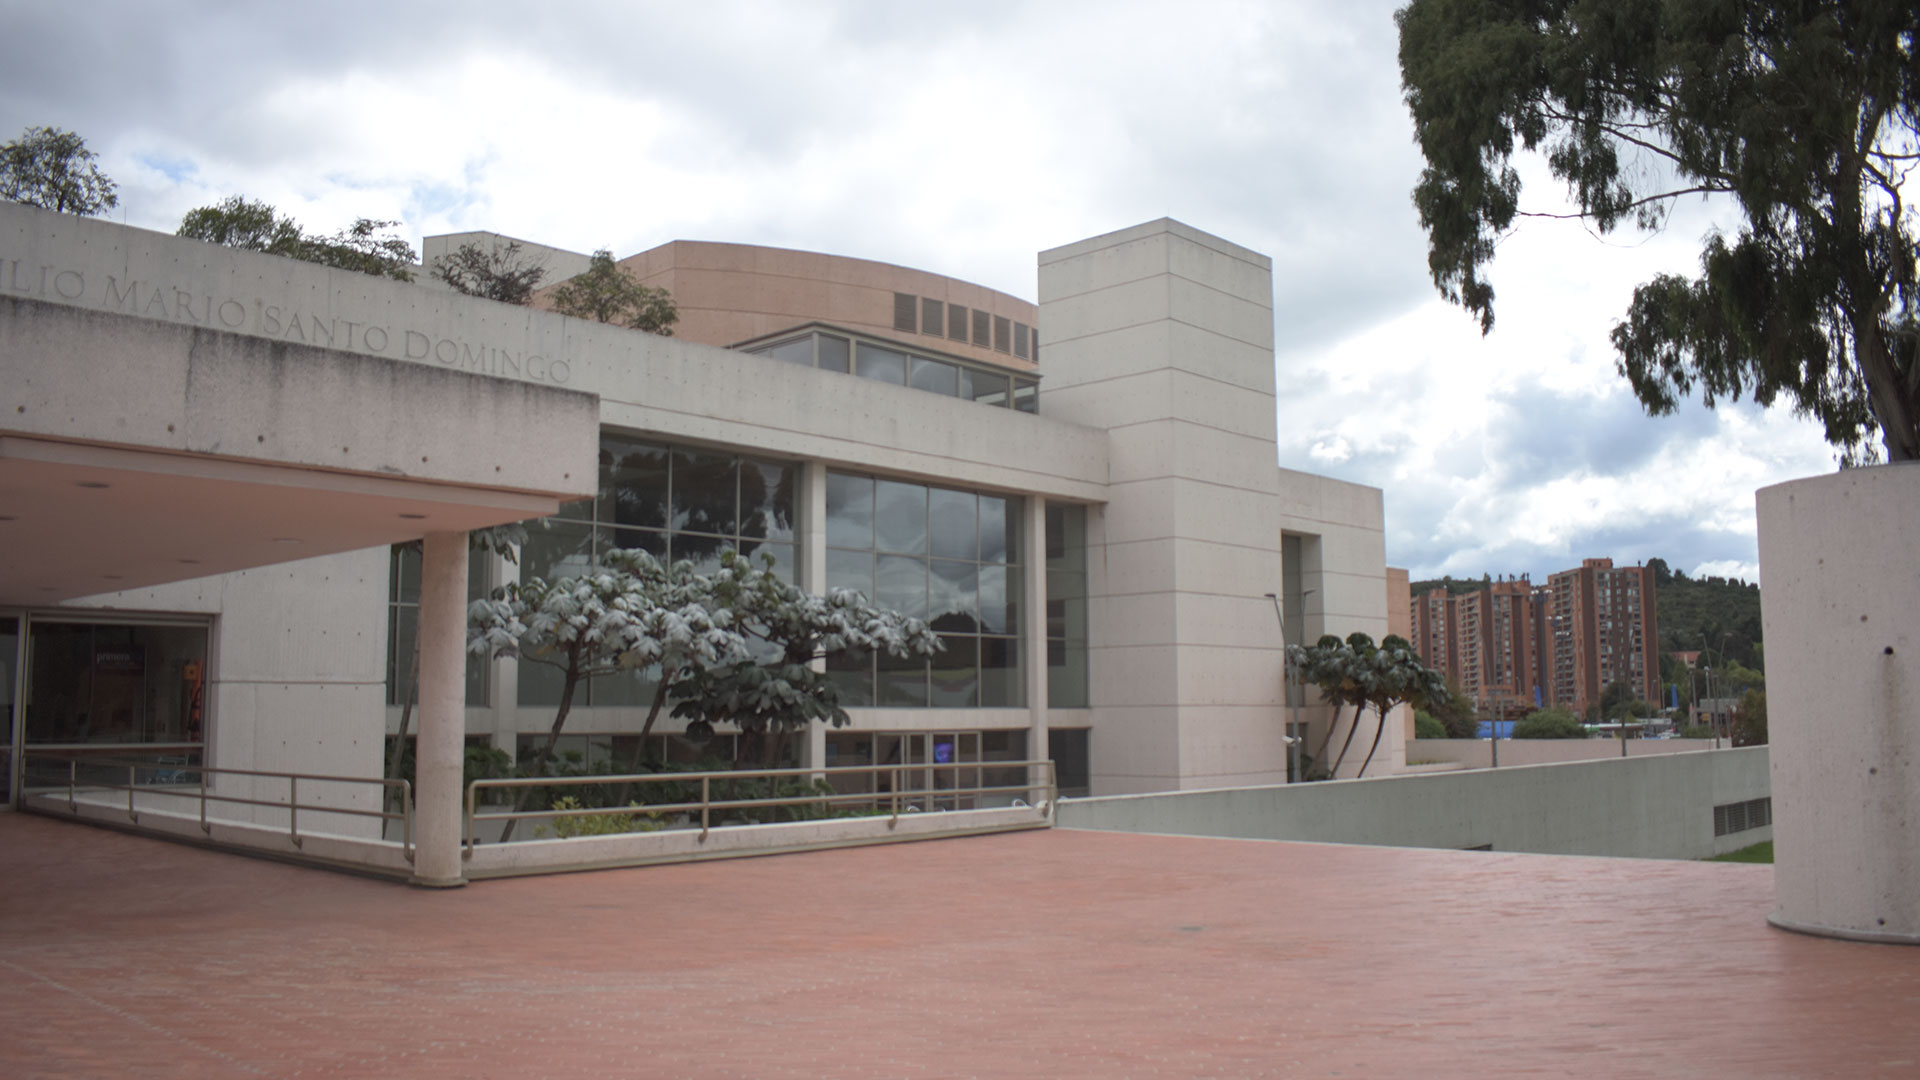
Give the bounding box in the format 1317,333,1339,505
0,0,1846,593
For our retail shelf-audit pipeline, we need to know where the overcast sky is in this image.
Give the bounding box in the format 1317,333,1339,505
1,0,1844,584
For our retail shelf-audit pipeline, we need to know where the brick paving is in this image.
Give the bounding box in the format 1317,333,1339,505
0,813,1915,1079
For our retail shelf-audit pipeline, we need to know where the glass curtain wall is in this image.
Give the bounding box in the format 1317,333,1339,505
823,472,1022,708
386,544,490,708
1046,504,1089,708
517,436,799,707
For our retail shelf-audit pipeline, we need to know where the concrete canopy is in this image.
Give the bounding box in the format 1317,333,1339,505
0,206,601,604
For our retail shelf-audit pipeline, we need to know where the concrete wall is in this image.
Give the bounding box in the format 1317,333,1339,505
1058,746,1772,860
1409,738,1720,769
1039,220,1289,793
1758,463,1920,943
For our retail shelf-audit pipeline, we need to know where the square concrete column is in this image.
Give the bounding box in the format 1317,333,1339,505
1023,494,1050,800
801,460,829,772
1039,220,1287,793
411,530,469,887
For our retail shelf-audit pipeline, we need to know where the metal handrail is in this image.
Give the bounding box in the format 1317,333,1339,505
465,759,1056,855
22,752,414,863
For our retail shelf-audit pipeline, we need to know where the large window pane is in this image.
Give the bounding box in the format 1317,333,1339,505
739,539,795,583
670,534,734,577
978,564,1013,635
979,496,1015,564
672,448,738,535
769,337,813,366
967,369,1009,406
909,357,959,396
979,637,1023,707
600,438,669,529
739,459,797,541
878,650,928,707
930,635,979,707
855,343,906,384
521,520,595,583
826,548,873,598
875,555,928,619
827,648,874,707
928,489,978,561
1012,379,1038,414
826,473,874,549
928,559,979,633
874,481,927,555
601,526,667,562
817,334,851,373
25,622,208,745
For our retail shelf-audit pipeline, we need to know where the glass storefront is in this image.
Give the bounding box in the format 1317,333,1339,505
11,616,210,800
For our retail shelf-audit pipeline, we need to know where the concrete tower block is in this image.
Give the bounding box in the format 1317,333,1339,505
1040,220,1287,793
1759,463,1920,943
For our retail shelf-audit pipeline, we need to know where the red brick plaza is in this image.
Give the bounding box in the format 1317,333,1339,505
2,813,1914,1079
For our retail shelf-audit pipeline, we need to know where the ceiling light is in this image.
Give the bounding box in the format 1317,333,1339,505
178,558,201,565
76,481,110,489
271,537,301,544
398,513,428,520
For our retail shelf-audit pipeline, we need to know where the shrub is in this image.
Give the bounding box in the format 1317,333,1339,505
1413,711,1448,740
1511,707,1588,739
537,795,663,839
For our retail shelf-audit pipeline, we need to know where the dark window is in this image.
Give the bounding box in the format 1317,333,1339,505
993,315,1011,353
972,309,991,347
1050,729,1090,797
1012,379,1038,414
921,297,944,337
948,303,969,342
893,292,917,333
1014,322,1030,359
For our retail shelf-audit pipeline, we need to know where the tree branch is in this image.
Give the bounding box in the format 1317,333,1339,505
1517,184,1730,220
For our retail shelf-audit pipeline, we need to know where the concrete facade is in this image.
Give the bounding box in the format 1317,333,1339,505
1758,463,1920,943
3,207,1401,877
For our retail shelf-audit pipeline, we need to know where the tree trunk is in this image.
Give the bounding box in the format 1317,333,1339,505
498,644,582,843
383,628,421,838
1355,700,1391,779
1327,704,1367,779
1309,703,1347,778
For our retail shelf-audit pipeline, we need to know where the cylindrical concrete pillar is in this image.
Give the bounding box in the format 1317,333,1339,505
1758,463,1919,943
411,530,470,888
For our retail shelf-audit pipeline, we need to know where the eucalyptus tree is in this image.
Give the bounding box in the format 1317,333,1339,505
1398,0,1920,463
1287,632,1447,779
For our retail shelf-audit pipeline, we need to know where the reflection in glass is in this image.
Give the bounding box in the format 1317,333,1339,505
672,448,737,535
1012,379,1038,413
874,481,927,555
855,343,906,384
928,560,979,633
826,548,873,598
875,555,928,619
520,521,595,583
930,635,978,707
977,564,1011,635
600,438,668,529
878,649,928,707
928,489,977,561
979,496,1013,564
826,473,874,549
827,648,873,707
739,460,797,541
909,357,959,396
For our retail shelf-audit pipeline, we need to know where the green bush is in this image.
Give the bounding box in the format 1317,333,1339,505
537,795,664,839
1413,711,1448,740
1511,707,1588,739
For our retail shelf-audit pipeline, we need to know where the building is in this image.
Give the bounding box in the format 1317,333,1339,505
1411,559,1658,719
1,206,1399,882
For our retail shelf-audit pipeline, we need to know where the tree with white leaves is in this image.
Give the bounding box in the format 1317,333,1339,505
468,547,749,839
675,550,943,769
1287,632,1447,780
467,546,941,835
